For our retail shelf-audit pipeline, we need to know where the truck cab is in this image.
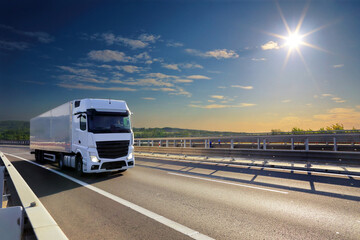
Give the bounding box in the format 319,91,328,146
71,99,134,173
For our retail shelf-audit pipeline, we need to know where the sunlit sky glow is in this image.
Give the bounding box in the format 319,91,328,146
1,0,360,132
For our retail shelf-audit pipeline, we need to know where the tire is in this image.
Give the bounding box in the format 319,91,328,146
58,155,65,170
35,150,39,162
35,150,44,163
76,156,83,176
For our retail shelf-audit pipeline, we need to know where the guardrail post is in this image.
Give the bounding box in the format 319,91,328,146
151,140,154,147
166,140,169,147
147,140,150,146
257,138,260,150
0,167,4,208
159,140,162,147
205,139,208,149
305,138,309,151
291,138,294,150
189,139,192,148
333,137,337,151
174,140,176,147
263,139,266,150
138,140,141,146
184,139,186,148
231,139,234,149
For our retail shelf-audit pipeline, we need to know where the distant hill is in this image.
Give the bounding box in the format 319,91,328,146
0,121,244,140
133,127,244,138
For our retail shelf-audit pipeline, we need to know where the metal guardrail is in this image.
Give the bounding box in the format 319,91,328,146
0,140,30,145
0,151,68,240
135,133,360,152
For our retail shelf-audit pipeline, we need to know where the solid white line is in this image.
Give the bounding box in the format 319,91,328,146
167,172,288,194
137,155,360,178
4,152,214,240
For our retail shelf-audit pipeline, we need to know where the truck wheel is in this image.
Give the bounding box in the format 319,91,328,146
35,150,44,163
58,155,65,170
76,157,83,176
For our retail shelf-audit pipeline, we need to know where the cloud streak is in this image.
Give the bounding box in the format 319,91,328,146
186,48,239,59
231,85,253,90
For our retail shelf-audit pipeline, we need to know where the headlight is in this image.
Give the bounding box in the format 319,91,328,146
90,155,100,162
127,152,133,160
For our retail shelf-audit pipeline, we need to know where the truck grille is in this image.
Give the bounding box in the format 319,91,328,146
96,140,129,159
101,161,127,170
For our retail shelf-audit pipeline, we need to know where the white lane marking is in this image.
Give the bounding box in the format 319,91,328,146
137,155,360,178
4,152,214,240
167,172,288,194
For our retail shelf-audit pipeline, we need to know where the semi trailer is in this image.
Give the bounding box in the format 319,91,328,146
30,99,135,174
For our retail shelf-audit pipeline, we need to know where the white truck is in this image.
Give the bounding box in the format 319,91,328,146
30,99,135,174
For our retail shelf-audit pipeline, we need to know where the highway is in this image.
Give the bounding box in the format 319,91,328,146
1,145,360,240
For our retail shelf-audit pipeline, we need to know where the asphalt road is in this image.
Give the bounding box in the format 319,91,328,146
1,145,360,240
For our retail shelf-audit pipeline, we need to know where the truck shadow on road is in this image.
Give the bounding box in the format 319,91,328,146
9,156,128,199
136,157,360,202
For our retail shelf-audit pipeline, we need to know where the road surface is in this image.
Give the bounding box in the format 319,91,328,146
1,145,360,240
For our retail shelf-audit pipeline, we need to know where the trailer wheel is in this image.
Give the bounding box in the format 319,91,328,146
35,150,44,163
58,155,65,170
76,156,83,176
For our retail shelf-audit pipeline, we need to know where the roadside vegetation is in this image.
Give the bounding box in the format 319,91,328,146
0,121,358,141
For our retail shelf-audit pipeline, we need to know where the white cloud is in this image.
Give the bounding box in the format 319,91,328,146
251,58,266,61
162,63,180,71
138,34,160,43
174,79,193,83
112,78,174,87
314,108,360,125
93,33,160,49
231,85,253,90
0,24,54,43
331,97,346,103
186,48,239,59
142,97,156,100
189,102,256,109
321,93,333,97
145,72,178,79
333,64,344,68
282,99,291,103
187,75,211,80
208,100,215,103
162,62,203,71
58,66,95,77
211,95,225,99
88,50,133,62
169,87,192,97
261,41,280,50
218,86,227,89
0,40,29,50
166,41,184,47
58,83,136,91
181,63,203,69
115,65,142,73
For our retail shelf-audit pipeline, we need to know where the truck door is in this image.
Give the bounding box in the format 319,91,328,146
74,114,88,150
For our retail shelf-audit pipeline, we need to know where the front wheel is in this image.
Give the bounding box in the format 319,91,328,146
76,157,83,176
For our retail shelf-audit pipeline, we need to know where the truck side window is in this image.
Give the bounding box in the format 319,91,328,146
80,115,87,131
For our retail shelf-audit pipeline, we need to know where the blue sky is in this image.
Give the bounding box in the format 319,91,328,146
1,0,359,132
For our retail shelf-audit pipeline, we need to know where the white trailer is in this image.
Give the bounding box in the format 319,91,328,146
30,99,135,174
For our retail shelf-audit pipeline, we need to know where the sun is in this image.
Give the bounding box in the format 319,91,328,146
262,1,329,72
285,33,303,49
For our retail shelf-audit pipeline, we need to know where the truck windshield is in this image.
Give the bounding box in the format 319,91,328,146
88,114,131,134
